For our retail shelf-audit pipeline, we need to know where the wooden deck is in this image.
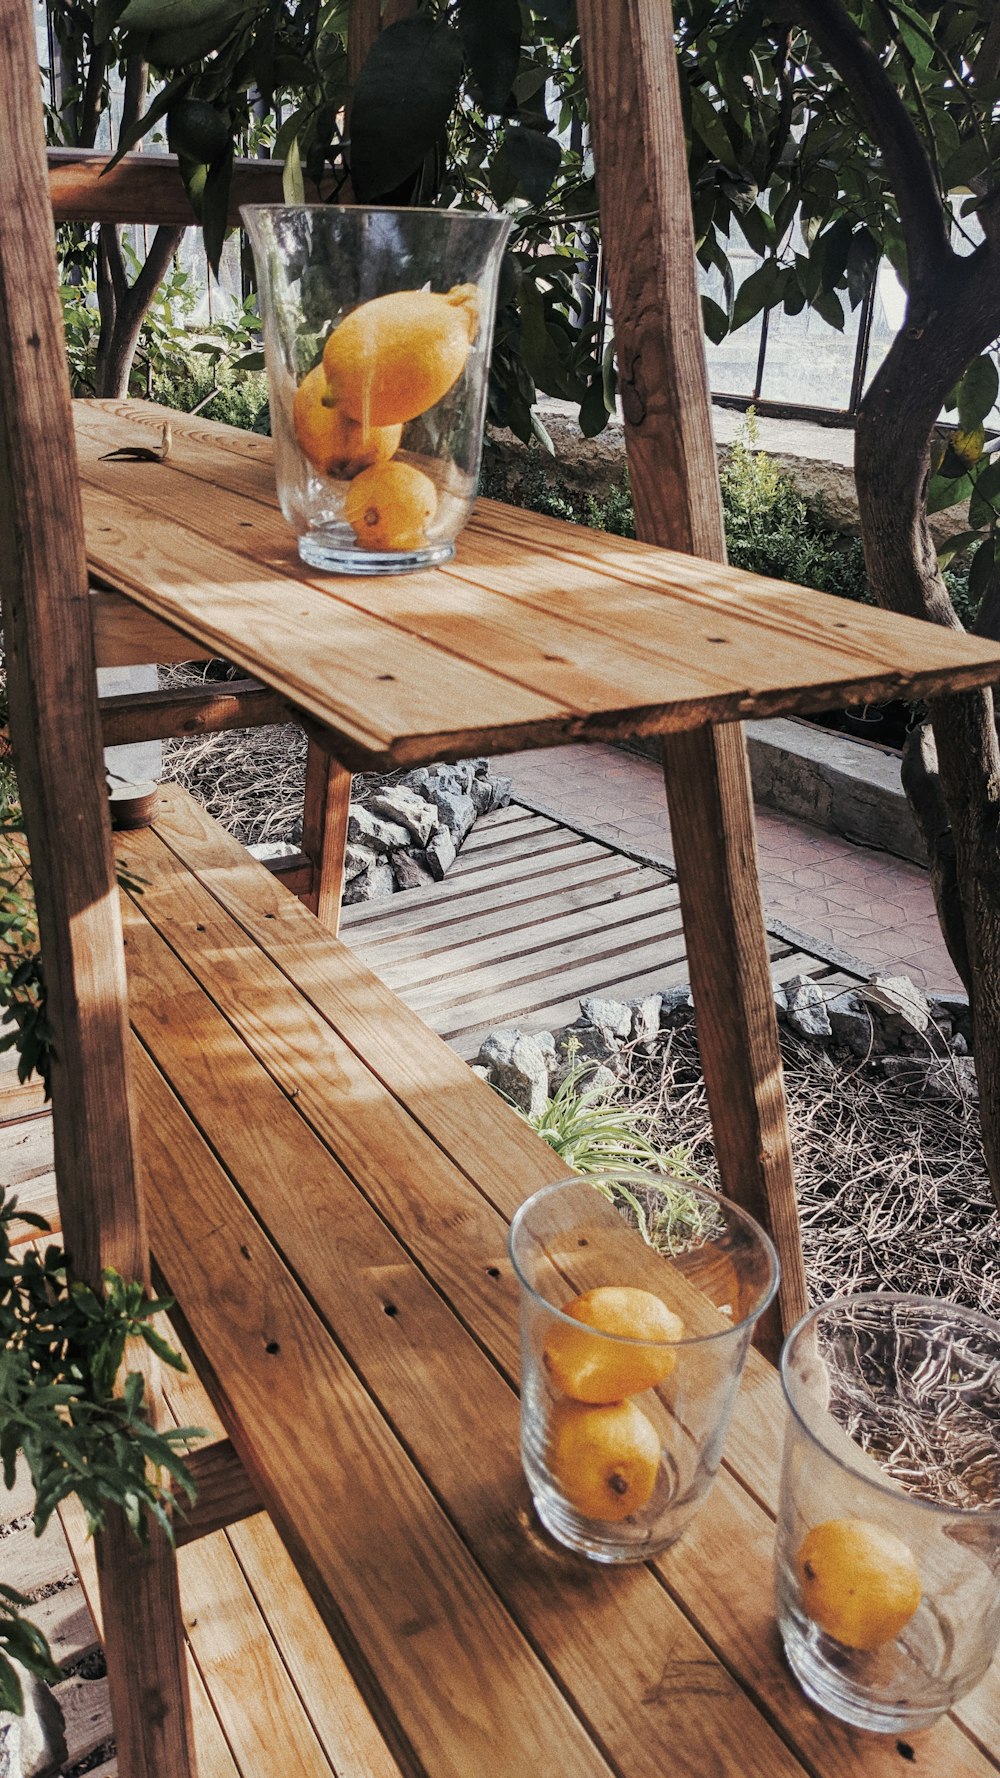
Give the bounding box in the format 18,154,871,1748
0,797,863,1775
341,800,861,1059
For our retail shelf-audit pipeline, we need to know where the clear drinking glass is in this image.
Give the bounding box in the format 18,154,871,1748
776,1294,1000,1733
509,1174,779,1563
241,205,510,573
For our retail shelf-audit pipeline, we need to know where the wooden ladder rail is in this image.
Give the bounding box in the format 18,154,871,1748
577,0,809,1357
0,7,195,1770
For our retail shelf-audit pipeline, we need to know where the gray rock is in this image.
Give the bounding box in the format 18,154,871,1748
342,859,395,904
392,851,436,892
950,1032,970,1056
930,993,974,1048
471,758,490,776
367,786,440,847
783,975,833,1040
425,785,477,842
343,840,378,881
660,985,695,1028
628,995,662,1046
579,996,633,1042
866,973,930,1040
882,1054,978,1102
425,827,457,879
476,1028,552,1118
826,989,877,1056
534,1031,558,1077
346,804,411,854
488,774,513,810
401,767,434,798
0,1667,66,1777
554,1020,623,1072
469,775,494,817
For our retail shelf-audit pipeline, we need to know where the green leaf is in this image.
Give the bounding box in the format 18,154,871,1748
202,144,235,278
813,288,845,331
459,0,521,114
701,294,729,344
958,356,999,430
166,99,231,165
0,1652,23,1716
968,536,997,604
281,136,305,206
731,258,781,332
504,125,561,205
350,18,464,202
927,471,973,516
579,377,610,438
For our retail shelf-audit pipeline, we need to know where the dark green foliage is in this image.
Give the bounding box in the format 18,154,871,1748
0,1188,202,1712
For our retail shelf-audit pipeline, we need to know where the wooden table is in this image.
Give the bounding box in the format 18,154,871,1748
76,400,1000,1777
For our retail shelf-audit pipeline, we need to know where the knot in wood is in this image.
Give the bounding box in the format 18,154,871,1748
620,379,646,426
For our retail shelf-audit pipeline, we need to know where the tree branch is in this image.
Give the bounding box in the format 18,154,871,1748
129,225,184,318
977,8,1000,86
78,45,107,150
794,0,952,291
121,55,148,135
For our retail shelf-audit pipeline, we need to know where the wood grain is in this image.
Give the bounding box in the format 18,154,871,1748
90,587,200,667
577,0,807,1353
47,148,327,226
173,1438,262,1547
0,11,195,1772
301,738,352,930
73,403,1000,768
100,679,289,746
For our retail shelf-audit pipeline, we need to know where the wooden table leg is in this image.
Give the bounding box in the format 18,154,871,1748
302,737,352,933
662,724,809,1362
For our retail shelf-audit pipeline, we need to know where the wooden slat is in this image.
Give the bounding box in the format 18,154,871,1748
342,861,667,961
47,148,326,227
341,839,623,929
73,405,1000,767
132,1044,618,1778
173,1439,262,1548
367,880,681,993
100,681,289,746
117,900,810,1778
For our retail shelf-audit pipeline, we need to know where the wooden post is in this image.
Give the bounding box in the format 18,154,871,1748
577,0,808,1355
0,4,196,1770
302,738,353,932
348,0,382,86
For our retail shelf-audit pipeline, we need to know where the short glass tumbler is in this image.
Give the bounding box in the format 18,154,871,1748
509,1175,779,1563
241,205,510,573
776,1294,1000,1734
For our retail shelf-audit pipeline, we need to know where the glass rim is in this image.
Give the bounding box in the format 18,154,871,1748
239,202,511,225
507,1174,780,1351
781,1290,1000,1522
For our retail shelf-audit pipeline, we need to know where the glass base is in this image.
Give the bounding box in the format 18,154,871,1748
781,1620,952,1734
529,1480,688,1566
298,531,455,575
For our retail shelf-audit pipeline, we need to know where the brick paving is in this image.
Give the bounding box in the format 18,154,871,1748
497,741,962,996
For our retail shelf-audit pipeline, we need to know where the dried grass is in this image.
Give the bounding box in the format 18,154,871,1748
619,1025,1000,1318
158,663,404,845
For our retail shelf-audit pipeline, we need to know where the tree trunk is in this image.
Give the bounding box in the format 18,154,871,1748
855,245,1000,1200
93,222,185,399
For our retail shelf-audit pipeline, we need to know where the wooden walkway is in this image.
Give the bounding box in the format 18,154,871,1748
341,800,861,1060
0,797,863,1775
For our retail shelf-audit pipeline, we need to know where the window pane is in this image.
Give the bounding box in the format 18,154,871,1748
758,293,863,410
701,249,764,399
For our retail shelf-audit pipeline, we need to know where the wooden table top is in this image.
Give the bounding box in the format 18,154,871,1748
76,400,1000,771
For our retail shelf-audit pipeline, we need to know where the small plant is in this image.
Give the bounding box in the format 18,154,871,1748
0,1188,202,1713
518,1039,717,1257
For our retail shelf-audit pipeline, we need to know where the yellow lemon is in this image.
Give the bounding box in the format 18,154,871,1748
343,461,438,553
543,1286,685,1404
292,364,402,477
549,1398,661,1522
322,284,479,427
795,1519,922,1651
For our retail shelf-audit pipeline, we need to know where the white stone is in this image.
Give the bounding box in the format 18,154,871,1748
783,975,833,1040
425,828,457,879
346,804,411,853
580,996,634,1041
476,1029,552,1118
342,859,395,904
866,974,930,1039
367,786,439,847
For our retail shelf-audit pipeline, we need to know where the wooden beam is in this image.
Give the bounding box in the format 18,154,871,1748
48,148,328,227
577,0,808,1358
301,739,352,932
173,1438,262,1547
348,0,382,86
100,680,290,746
91,588,200,667
0,12,196,1770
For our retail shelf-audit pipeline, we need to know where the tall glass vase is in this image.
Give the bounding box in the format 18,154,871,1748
242,205,510,574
